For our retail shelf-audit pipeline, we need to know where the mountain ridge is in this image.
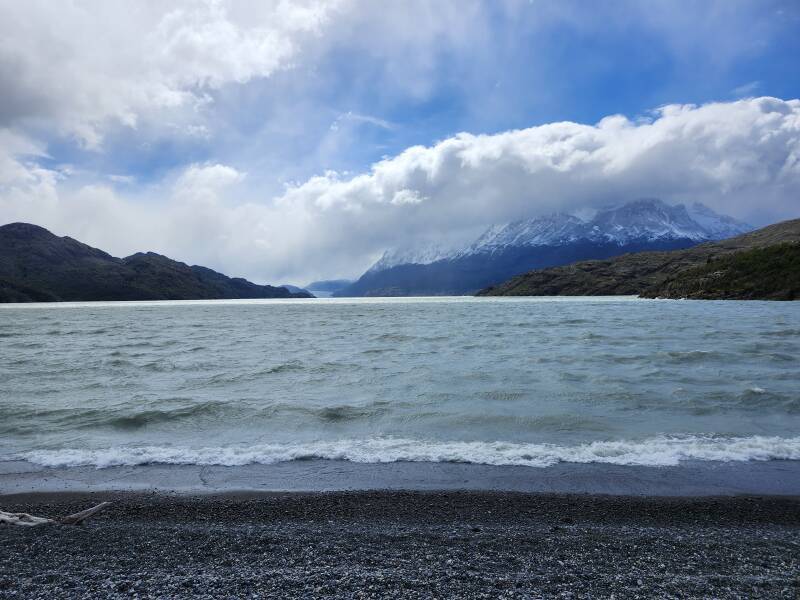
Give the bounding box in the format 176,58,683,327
335,199,752,297
477,218,800,300
0,222,313,302
371,199,751,269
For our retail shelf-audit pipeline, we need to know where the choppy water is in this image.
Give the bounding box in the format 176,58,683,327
1,297,799,469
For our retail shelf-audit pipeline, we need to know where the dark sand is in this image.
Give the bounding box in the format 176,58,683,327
2,490,799,599
4,458,800,496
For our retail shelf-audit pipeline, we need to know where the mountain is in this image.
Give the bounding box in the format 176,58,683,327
365,244,459,275
334,199,752,296
279,284,311,295
644,243,799,300
305,279,354,293
0,223,313,302
304,279,354,298
477,218,800,300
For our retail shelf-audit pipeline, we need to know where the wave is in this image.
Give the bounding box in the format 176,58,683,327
0,399,398,434
312,403,391,422
373,333,416,342
16,435,800,470
762,328,800,338
0,399,243,433
663,350,726,363
103,401,242,429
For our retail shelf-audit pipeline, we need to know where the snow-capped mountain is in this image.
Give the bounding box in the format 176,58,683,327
459,213,587,256
335,199,752,297
370,199,750,270
460,198,751,258
367,242,460,274
584,199,750,245
685,202,753,240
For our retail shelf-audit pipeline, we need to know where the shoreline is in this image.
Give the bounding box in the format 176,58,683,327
4,489,800,526
3,458,800,497
2,490,798,598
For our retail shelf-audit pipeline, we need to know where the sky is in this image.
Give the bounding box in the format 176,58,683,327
1,0,799,285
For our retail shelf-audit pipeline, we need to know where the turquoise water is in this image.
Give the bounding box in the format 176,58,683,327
1,297,798,468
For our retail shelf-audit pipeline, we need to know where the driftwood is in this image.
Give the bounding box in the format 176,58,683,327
0,502,111,527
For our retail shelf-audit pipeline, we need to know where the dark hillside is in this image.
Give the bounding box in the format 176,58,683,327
642,243,799,300
478,218,800,300
0,222,311,302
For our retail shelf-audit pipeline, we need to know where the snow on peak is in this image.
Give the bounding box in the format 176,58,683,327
367,242,459,273
686,202,753,239
365,199,752,273
467,199,752,253
589,198,710,243
459,212,586,256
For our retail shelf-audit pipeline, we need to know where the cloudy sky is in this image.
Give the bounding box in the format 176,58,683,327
1,0,799,284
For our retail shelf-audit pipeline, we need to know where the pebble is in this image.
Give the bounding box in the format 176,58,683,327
1,491,798,599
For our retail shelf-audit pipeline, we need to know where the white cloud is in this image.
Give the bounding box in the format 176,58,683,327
330,112,394,132
732,81,762,98
108,175,136,185
276,97,800,232
0,0,345,147
173,163,245,201
2,97,799,284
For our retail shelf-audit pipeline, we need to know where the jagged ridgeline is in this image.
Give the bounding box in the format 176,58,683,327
479,218,800,301
334,199,752,297
0,223,313,302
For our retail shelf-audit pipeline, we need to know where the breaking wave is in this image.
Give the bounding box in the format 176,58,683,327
17,435,800,470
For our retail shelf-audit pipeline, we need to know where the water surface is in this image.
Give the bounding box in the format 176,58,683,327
1,297,798,468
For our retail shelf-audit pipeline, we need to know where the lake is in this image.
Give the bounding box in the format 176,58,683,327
1,297,798,470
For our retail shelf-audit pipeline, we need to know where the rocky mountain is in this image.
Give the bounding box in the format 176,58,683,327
478,218,800,300
334,199,752,296
0,223,313,302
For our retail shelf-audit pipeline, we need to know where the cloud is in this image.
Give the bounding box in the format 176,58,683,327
732,81,762,98
0,0,345,147
2,97,799,284
174,163,245,201
108,175,136,185
273,97,800,250
329,112,394,132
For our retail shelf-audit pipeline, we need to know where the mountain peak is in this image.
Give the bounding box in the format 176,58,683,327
620,197,670,209
684,202,752,239
590,198,704,243
367,241,460,273
363,199,753,275
0,222,57,239
461,212,586,256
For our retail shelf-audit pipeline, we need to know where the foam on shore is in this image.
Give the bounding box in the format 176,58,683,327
16,434,800,469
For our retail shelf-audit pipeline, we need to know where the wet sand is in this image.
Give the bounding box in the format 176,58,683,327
1,490,799,599
3,458,800,496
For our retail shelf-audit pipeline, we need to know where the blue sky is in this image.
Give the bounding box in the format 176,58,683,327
35,0,800,189
1,0,799,283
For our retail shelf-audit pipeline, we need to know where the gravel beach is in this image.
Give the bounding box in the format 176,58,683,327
1,491,799,599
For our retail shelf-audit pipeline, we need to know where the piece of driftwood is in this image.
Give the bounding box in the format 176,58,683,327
0,502,111,527
0,511,53,527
